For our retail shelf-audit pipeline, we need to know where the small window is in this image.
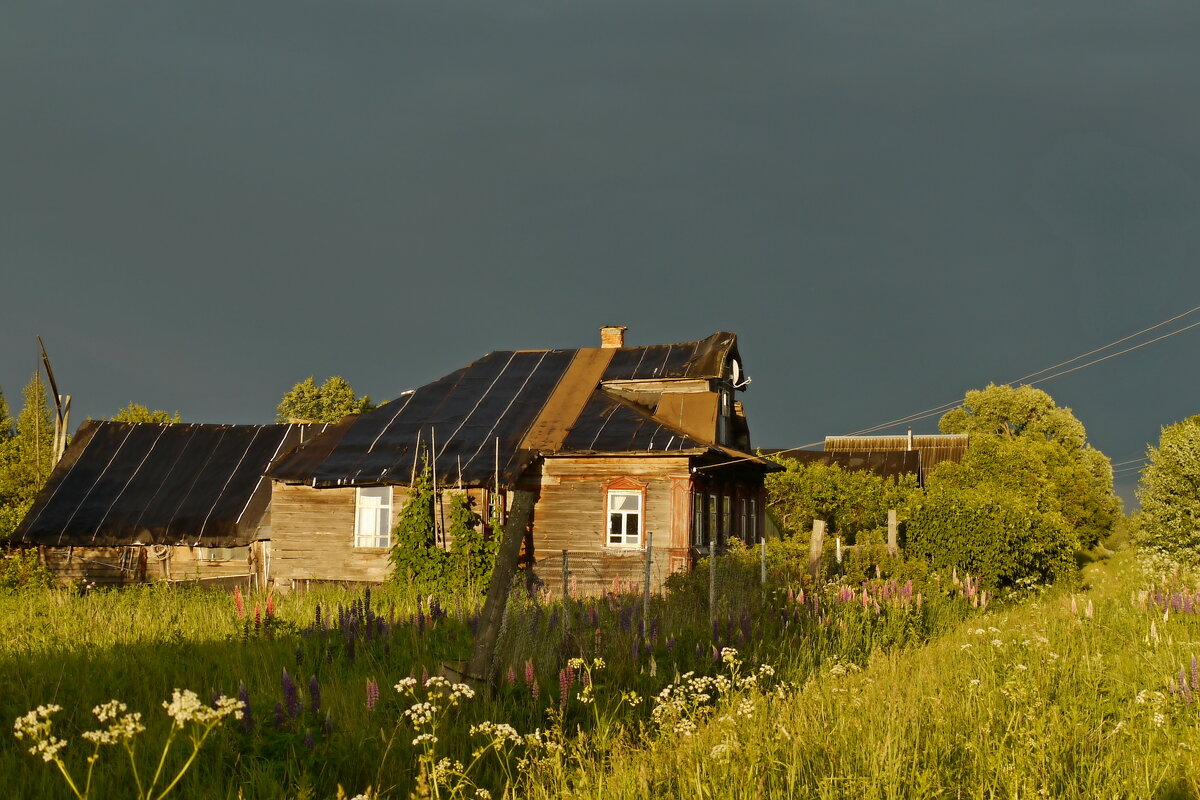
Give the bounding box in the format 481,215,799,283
739,498,749,540
721,495,732,540
750,498,758,542
692,493,705,546
355,486,392,548
607,490,642,547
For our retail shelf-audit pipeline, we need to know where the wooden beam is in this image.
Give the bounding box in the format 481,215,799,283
467,489,536,686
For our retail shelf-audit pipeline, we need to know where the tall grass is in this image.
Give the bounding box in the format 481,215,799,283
0,549,979,798
520,551,1200,799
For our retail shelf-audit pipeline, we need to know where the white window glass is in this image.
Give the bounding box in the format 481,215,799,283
692,493,705,546
607,490,642,547
355,486,392,548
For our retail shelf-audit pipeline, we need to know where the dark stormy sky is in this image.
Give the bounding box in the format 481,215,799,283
4,1,1200,505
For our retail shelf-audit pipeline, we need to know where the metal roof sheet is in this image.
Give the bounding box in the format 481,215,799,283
268,332,768,488
13,421,317,547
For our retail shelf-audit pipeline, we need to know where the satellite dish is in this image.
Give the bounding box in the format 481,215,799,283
730,358,750,388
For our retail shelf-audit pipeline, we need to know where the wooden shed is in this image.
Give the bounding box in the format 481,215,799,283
12,420,320,588
822,433,969,486
266,329,779,595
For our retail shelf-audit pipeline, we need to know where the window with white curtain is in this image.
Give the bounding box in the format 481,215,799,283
354,486,392,548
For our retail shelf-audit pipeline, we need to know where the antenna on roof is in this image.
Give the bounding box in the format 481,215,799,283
37,336,71,464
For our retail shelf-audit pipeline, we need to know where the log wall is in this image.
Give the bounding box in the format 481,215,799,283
525,456,693,596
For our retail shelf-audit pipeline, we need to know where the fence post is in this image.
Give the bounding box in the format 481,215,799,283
642,531,653,630
562,549,570,599
887,509,899,556
808,519,826,581
709,538,718,624
760,534,767,585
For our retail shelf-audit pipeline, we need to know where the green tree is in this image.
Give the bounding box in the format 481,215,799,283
0,374,55,539
111,402,181,423
1136,415,1200,562
940,383,1087,450
765,458,918,541
909,383,1121,585
276,376,373,423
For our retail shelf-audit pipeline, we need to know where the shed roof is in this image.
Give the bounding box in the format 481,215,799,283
823,434,969,485
14,421,318,548
267,332,773,489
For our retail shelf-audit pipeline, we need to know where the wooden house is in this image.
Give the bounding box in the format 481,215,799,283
12,420,320,587
266,328,779,595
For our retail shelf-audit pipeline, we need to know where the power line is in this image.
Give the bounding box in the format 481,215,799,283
701,301,1200,471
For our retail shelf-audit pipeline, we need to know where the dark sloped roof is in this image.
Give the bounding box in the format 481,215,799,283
268,332,771,489
762,449,923,483
14,421,317,548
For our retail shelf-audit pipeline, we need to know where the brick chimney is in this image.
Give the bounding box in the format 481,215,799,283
600,325,627,349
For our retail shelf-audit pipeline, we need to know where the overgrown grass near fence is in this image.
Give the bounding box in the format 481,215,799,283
0,545,982,799
521,550,1200,799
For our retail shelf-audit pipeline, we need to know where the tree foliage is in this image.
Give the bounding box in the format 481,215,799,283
940,383,1087,450
0,374,56,539
1136,415,1200,562
276,376,373,423
111,403,181,423
386,459,500,595
909,383,1121,586
765,458,918,541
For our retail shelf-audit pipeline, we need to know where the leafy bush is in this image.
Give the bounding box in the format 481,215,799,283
1136,415,1200,564
906,485,1076,588
0,547,55,591
387,460,499,596
765,458,917,541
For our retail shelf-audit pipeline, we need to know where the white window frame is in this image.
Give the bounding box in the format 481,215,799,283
354,486,392,549
606,489,643,548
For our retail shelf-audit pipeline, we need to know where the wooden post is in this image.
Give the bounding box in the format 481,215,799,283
467,489,536,686
643,531,653,629
760,534,767,585
709,538,717,624
887,509,899,556
561,549,570,599
808,519,826,581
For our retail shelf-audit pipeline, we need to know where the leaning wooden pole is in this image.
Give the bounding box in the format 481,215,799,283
467,489,536,686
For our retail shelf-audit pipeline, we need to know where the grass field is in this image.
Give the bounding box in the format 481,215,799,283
6,549,1194,798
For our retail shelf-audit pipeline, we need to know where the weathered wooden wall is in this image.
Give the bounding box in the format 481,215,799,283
269,483,493,588
270,483,390,587
525,456,693,596
38,543,259,588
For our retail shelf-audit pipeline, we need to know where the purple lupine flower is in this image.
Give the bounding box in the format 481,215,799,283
309,675,321,715
239,682,254,732
282,669,303,719
1191,655,1198,691
666,635,676,652
304,729,315,751
506,666,516,686
558,668,572,705
650,618,660,644
524,660,535,687
366,679,380,711
274,701,286,730
1180,668,1193,703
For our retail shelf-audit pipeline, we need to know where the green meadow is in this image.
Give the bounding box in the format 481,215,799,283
3,548,1197,799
